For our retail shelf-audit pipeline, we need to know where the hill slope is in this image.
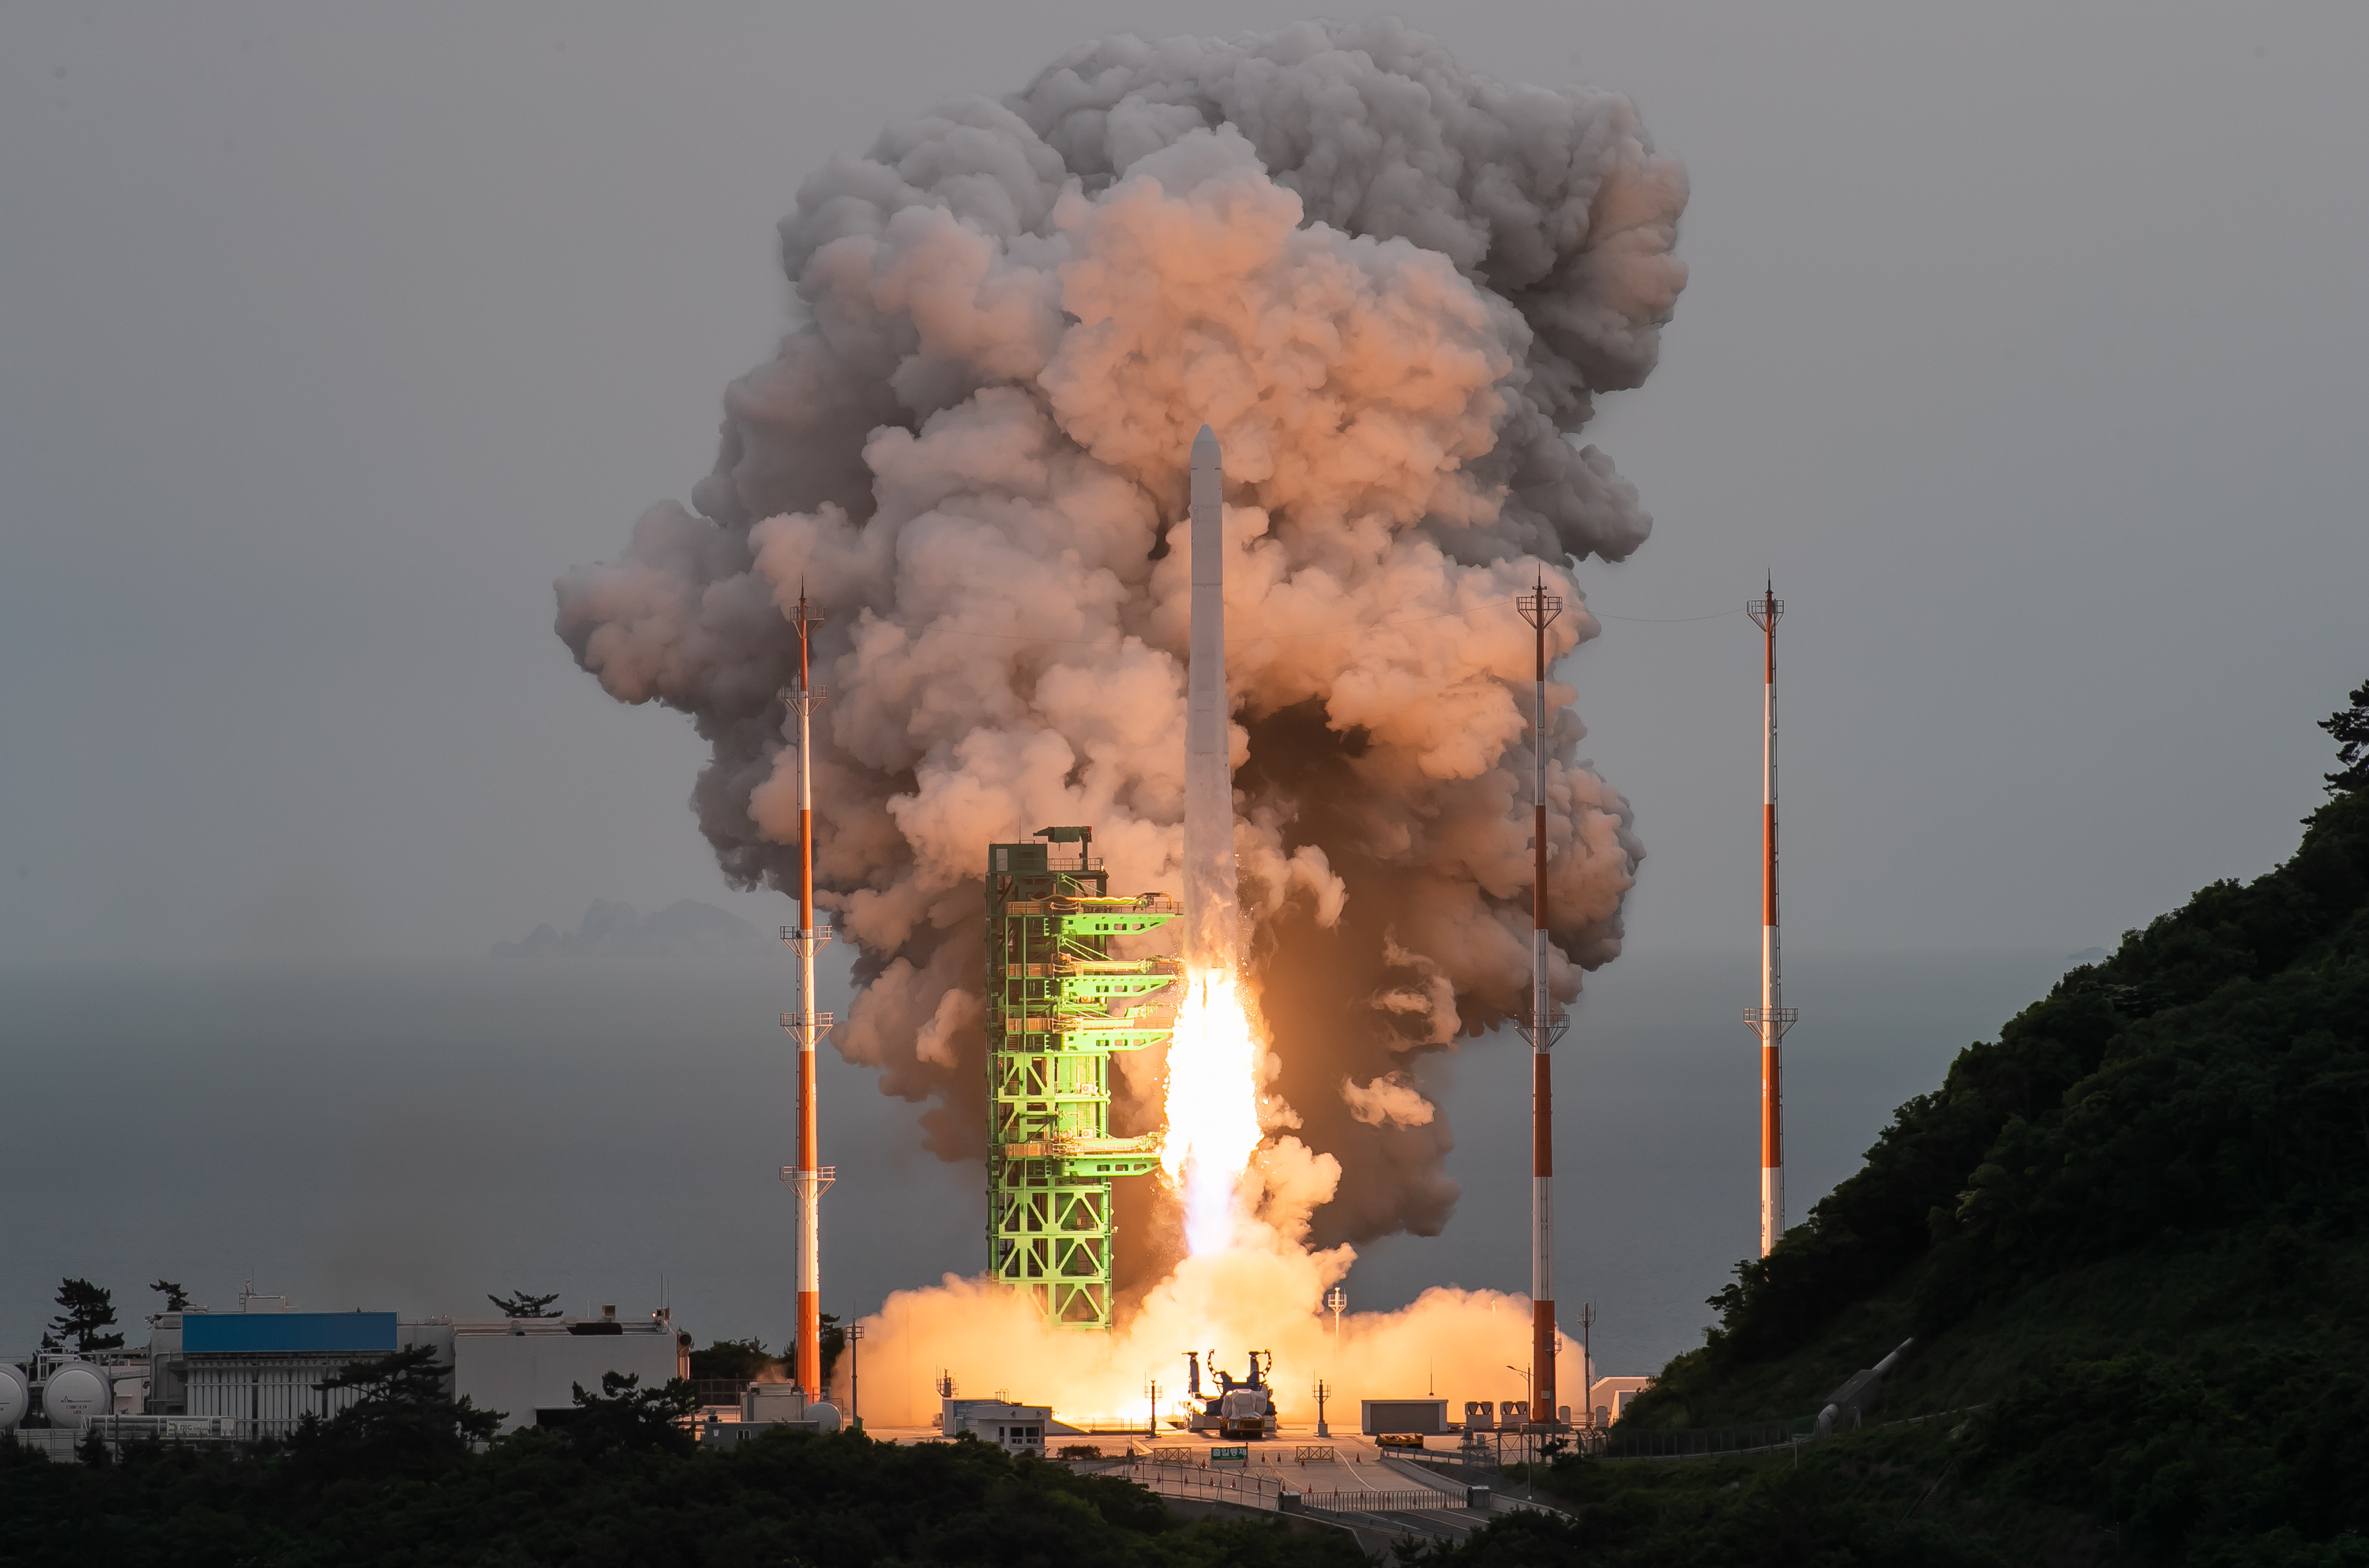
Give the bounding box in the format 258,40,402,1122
1590,780,2369,1560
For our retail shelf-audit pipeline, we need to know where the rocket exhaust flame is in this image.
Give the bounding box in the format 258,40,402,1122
1158,968,1263,1255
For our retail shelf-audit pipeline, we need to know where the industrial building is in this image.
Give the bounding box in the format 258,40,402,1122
6,1287,687,1454
986,827,1179,1330
939,1397,1052,1457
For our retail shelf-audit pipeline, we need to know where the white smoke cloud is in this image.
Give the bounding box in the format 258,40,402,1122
557,19,1684,1249
1341,1071,1437,1129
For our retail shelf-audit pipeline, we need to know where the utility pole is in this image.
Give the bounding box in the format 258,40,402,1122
779,586,835,1398
1144,1378,1161,1435
1515,578,1567,1426
847,1323,865,1431
1575,1302,1596,1429
1744,579,1797,1258
1312,1378,1331,1438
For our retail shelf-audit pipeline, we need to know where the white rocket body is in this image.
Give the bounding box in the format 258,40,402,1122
1184,426,1236,971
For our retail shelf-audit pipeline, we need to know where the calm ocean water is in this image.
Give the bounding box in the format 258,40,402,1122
2,947,2070,1386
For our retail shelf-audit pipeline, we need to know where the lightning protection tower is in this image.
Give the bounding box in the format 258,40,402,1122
986,827,1178,1329
779,589,834,1397
1744,578,1797,1258
1515,577,1567,1427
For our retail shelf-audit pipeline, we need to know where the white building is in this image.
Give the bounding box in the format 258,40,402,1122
940,1397,1049,1457
1590,1375,1654,1427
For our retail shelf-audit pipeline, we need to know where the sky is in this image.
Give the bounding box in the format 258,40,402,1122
2,2,2363,1374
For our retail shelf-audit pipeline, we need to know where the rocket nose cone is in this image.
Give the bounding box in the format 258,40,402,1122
1192,425,1219,463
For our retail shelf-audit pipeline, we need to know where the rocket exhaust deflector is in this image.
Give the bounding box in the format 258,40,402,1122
1183,425,1236,973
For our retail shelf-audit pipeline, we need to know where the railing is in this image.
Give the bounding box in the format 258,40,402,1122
1286,1487,1467,1512
1127,1462,1285,1508
1136,1446,1210,1465
85,1414,235,1440
17,1414,261,1459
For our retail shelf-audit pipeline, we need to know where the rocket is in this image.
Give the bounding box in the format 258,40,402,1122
1184,426,1237,971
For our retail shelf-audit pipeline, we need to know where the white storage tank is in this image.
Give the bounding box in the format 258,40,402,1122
43,1361,113,1426
0,1364,28,1431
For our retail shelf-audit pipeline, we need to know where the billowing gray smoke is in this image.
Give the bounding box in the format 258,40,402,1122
558,20,1685,1270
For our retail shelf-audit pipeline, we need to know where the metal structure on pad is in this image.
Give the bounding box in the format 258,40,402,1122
986,826,1177,1329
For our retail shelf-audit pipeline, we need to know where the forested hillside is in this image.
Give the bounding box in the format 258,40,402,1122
1491,684,2369,1564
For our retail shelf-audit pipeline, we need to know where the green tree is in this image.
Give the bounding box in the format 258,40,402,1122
2321,676,2369,794
820,1311,845,1385
41,1278,122,1353
687,1337,777,1382
561,1370,700,1455
148,1280,189,1311
292,1345,502,1473
485,1289,561,1318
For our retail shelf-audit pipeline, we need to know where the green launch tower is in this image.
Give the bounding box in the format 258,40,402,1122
986,827,1177,1329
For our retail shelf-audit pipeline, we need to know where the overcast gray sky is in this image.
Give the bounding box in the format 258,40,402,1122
3,2,2361,966
2,3,2363,1366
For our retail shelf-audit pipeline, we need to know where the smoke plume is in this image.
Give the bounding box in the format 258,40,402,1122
558,21,1685,1262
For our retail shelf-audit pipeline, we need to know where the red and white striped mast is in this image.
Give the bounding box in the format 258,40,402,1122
1744,579,1796,1258
780,587,835,1399
1515,576,1567,1425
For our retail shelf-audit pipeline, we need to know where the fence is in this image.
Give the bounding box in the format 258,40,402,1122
13,1415,252,1462
1125,1462,1285,1508
1595,1420,1812,1459
1286,1487,1470,1513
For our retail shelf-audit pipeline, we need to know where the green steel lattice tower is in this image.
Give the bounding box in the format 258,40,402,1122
986,827,1177,1330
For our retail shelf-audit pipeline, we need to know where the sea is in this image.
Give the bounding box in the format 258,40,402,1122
1,947,2073,1391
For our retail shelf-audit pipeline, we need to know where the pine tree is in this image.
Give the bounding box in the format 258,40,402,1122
2322,677,2369,795
486,1289,562,1319
149,1280,190,1311
43,1278,123,1354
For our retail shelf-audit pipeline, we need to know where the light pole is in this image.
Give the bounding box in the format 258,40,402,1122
1506,1365,1534,1493
1312,1378,1331,1439
1575,1301,1596,1429
847,1324,865,1432
1323,1285,1346,1342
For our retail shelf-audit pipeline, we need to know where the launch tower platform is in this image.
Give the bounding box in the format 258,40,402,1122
986,827,1177,1329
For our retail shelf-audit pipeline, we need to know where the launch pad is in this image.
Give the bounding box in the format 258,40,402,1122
985,827,1179,1329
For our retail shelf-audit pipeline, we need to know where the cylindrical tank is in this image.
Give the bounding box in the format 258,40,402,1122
42,1361,113,1426
805,1401,842,1435
0,1364,28,1430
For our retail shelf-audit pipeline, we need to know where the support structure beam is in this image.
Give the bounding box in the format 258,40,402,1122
986,829,1176,1330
